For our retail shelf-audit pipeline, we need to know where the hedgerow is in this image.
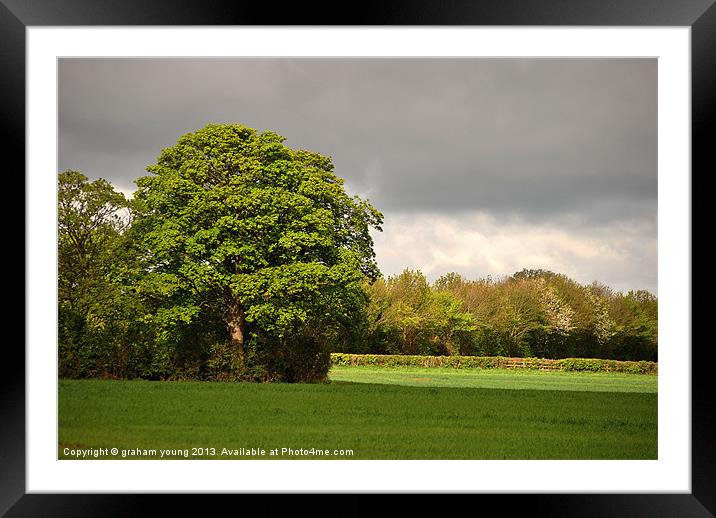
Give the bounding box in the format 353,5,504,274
330,353,657,375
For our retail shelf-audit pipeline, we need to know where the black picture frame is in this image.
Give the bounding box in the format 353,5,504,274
6,1,711,515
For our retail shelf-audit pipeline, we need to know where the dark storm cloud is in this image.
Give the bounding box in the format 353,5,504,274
58,58,656,224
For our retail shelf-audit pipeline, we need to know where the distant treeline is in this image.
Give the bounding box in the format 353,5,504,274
342,268,657,362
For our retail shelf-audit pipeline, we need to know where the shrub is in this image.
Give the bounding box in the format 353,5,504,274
205,341,244,382
330,353,657,374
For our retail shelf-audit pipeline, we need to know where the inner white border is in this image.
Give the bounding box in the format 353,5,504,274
27,27,691,493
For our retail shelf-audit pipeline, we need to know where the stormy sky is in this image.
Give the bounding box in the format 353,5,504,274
58,58,657,294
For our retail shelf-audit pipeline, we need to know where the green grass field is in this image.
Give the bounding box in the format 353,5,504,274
329,365,658,393
58,366,657,460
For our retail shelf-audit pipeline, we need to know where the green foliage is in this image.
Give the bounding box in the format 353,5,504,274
558,358,606,373
205,341,249,382
352,268,656,362
129,123,383,382
248,328,332,383
330,353,657,374
364,269,476,356
58,170,144,378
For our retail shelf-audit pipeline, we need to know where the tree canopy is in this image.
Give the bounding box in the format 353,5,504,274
356,269,657,361
130,123,383,381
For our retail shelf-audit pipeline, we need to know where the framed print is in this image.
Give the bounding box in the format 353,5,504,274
7,0,712,515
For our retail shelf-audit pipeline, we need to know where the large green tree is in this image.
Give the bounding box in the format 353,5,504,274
132,123,383,381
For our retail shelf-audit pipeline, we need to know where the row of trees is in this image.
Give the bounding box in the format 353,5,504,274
58,123,657,383
343,269,657,361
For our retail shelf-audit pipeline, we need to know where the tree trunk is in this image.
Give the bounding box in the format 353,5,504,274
226,304,246,359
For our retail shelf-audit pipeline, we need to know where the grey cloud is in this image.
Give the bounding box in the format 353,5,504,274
59,58,656,220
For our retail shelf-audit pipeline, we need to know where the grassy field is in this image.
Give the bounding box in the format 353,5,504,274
329,365,657,393
58,366,657,460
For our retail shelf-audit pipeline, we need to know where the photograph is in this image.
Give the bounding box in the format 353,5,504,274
56,57,659,461
7,8,707,513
